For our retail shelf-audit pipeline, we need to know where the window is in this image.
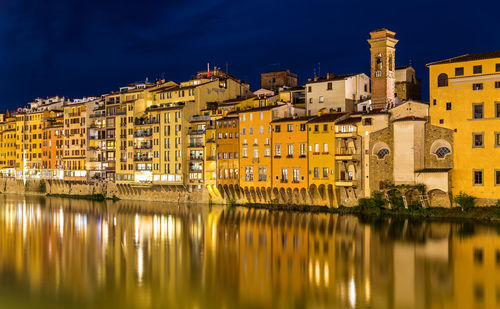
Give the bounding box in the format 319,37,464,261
473,65,482,74
308,86,311,93
258,167,267,181
323,143,328,153
496,133,500,147
314,125,319,132
437,73,448,87
439,119,444,124
242,128,246,135
496,103,500,118
455,67,464,76
299,143,306,157
249,127,253,134
473,133,484,147
323,124,328,131
281,168,288,182
313,167,319,178
245,166,253,181
433,99,436,106
275,125,281,133
287,124,293,132
275,144,281,157
472,83,483,91
474,170,483,185
300,124,306,131
327,82,332,90
242,148,248,158
377,148,389,159
260,112,264,120
446,102,452,110
264,147,270,157
292,168,300,183
323,168,328,178
473,104,483,119
496,170,500,185
319,96,324,103
435,147,451,158
497,63,500,72
287,144,293,157
496,81,500,88
314,144,319,153
249,113,253,121
253,148,258,158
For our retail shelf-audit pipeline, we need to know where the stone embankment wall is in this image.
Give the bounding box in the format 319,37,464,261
0,179,212,204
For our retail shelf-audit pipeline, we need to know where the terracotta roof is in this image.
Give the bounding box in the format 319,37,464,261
306,113,345,124
306,73,364,84
392,116,427,123
270,116,315,123
427,50,500,66
335,117,360,125
415,168,452,173
238,104,285,113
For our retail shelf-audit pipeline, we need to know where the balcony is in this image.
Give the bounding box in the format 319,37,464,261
252,157,259,163
335,179,358,187
189,156,204,161
134,132,152,138
135,145,152,150
188,143,204,148
189,130,205,136
335,148,360,161
134,157,152,162
206,138,216,143
335,129,357,138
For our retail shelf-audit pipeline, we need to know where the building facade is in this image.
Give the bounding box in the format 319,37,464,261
428,51,500,204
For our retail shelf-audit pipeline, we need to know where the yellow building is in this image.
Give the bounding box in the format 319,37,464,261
0,115,16,176
15,111,45,179
63,102,88,181
307,113,345,207
427,51,500,203
270,116,312,203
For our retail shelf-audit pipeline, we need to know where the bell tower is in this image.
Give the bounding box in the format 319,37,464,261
368,29,398,109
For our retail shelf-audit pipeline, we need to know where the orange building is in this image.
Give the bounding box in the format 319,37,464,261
215,113,239,194
42,111,64,179
63,102,88,181
270,116,313,201
0,115,16,176
238,104,305,201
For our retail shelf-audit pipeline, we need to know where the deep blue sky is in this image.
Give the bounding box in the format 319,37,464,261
0,0,499,110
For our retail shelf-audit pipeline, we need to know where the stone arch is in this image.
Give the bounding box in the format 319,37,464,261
286,188,293,204
293,188,300,204
309,184,320,204
428,189,451,208
318,184,326,201
430,139,452,159
300,188,308,204
249,187,257,203
218,184,225,199
279,188,287,203
261,187,268,202
372,141,390,159
255,187,263,202
271,187,279,203
327,184,335,208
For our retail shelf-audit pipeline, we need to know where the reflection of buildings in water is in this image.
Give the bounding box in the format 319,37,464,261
451,225,500,309
370,219,453,309
0,194,210,308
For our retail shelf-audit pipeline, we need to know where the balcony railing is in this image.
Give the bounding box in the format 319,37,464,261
134,157,152,162
188,143,204,148
134,132,152,137
189,156,204,161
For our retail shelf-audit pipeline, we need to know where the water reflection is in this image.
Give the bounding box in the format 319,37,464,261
0,194,498,308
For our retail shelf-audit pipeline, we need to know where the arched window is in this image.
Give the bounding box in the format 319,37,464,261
435,147,451,158
437,73,448,87
377,148,390,159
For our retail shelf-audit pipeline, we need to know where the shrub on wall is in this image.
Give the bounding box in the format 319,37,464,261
453,192,475,211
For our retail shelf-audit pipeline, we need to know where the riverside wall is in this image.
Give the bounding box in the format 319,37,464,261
0,178,214,204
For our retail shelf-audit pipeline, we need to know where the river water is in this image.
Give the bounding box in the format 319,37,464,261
0,194,498,309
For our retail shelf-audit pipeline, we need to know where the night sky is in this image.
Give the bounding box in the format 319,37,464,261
0,0,499,110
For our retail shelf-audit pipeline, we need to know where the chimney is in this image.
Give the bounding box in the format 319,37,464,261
327,73,330,79
314,75,318,81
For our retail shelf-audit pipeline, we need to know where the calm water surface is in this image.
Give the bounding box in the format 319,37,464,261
0,194,498,309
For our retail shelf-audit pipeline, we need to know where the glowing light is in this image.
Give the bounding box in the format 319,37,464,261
348,277,356,308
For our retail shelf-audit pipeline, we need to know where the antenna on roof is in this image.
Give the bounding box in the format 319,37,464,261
318,62,321,77
409,59,412,66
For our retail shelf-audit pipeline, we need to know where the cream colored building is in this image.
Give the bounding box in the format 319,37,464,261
305,73,370,116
